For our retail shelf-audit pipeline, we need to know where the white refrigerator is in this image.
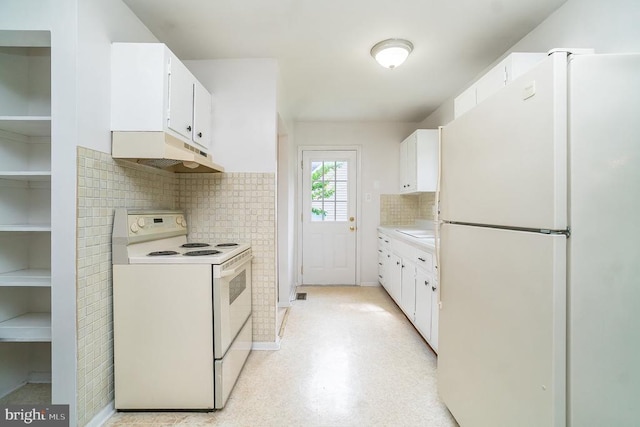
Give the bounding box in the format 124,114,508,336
437,51,640,427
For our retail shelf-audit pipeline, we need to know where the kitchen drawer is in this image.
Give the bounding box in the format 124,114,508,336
391,239,415,259
415,249,434,273
378,233,391,249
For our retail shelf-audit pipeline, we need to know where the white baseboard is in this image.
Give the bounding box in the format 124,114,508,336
85,401,115,427
360,281,381,287
252,340,281,351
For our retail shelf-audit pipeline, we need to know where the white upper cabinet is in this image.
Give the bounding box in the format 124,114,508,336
399,129,439,194
454,52,546,118
192,80,212,148
111,43,212,152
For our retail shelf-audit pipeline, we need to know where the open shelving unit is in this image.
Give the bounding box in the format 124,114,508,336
0,40,52,401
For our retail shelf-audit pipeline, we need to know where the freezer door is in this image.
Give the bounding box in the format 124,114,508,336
568,53,640,426
438,223,566,427
440,53,568,230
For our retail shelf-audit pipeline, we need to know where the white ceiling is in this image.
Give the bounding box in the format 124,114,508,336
123,0,566,122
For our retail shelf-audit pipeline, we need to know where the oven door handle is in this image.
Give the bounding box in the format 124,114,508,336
219,255,253,278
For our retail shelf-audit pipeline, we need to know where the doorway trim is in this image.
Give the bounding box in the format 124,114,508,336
297,145,362,287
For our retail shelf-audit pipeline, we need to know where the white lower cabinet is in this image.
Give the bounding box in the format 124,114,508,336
377,230,439,352
400,260,416,319
415,270,434,343
388,254,402,304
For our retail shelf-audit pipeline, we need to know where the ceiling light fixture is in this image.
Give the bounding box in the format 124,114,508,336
370,38,414,69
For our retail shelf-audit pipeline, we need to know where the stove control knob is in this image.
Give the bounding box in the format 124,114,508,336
137,217,146,228
130,223,139,233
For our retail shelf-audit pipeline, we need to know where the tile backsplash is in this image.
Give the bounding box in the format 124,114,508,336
178,173,277,343
76,147,277,426
380,192,436,226
76,147,177,426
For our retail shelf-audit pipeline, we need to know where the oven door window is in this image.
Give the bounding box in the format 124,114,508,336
229,270,246,304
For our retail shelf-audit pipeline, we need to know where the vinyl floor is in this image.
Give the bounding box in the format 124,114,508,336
104,285,458,426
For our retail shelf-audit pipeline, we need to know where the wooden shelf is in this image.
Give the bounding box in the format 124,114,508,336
0,313,51,342
0,269,51,287
0,117,51,137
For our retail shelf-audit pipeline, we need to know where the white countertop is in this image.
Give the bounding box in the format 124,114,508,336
378,225,437,250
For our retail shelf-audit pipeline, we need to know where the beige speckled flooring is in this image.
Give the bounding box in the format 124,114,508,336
105,285,458,426
0,383,51,404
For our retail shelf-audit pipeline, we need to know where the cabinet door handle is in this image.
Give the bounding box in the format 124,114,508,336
397,261,400,265
378,249,382,253
197,132,203,138
378,262,383,266
425,280,429,286
418,257,426,262
187,125,192,132
432,286,437,291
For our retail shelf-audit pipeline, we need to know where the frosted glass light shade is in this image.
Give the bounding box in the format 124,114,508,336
370,39,413,69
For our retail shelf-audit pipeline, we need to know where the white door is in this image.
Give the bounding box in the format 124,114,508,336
301,150,357,285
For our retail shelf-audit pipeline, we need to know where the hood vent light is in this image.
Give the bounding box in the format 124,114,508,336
111,131,224,173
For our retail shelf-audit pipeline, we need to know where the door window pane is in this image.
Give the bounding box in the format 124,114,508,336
310,160,349,222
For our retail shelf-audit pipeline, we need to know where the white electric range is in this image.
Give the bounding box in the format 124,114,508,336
112,209,253,410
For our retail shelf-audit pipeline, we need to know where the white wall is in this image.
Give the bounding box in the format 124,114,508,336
1,1,158,425
418,0,640,128
184,59,278,173
294,122,418,285
77,0,157,154
277,118,297,306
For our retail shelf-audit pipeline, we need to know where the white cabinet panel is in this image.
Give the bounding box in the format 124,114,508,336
399,129,438,194
414,270,433,341
193,81,212,149
454,52,546,119
111,43,212,153
400,260,415,320
167,56,195,141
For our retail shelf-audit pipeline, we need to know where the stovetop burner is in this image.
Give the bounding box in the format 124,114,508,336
181,243,211,248
216,243,239,247
183,249,222,256
148,251,179,256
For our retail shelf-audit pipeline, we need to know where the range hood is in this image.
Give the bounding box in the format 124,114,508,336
112,132,224,173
